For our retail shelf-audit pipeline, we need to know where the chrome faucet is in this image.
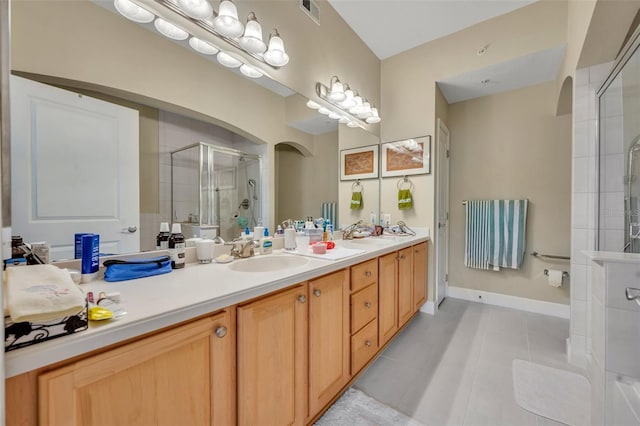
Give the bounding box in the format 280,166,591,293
342,220,363,240
213,236,225,244
226,239,259,258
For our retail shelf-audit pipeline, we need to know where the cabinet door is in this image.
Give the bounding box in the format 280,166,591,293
413,242,428,311
309,269,350,418
398,247,414,326
237,285,308,426
39,313,234,426
378,252,398,347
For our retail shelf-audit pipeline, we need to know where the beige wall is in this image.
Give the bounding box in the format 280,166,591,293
448,81,571,304
275,132,339,224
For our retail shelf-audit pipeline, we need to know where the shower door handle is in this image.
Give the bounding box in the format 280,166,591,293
625,287,640,301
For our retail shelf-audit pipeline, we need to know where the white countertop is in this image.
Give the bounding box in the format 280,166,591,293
5,232,429,378
583,250,640,264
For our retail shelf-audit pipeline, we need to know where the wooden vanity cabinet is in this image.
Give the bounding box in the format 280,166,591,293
38,311,235,426
413,242,428,311
378,252,399,347
237,285,308,426
398,246,414,326
308,270,350,419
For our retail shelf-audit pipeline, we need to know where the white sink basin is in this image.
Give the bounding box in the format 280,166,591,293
227,255,309,273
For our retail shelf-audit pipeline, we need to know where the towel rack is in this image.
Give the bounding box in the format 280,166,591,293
351,180,363,191
397,176,414,191
531,251,570,261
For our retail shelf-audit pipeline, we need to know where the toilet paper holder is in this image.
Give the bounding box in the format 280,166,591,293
544,269,569,278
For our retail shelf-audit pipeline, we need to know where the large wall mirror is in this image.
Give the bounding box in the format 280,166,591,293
8,0,380,260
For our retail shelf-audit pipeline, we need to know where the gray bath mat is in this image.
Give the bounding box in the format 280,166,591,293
513,359,590,425
315,387,425,426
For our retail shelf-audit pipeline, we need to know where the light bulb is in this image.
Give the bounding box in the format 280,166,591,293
189,37,219,55
217,51,242,68
340,89,356,109
177,0,213,20
306,100,321,109
212,0,244,38
263,30,289,67
318,107,331,115
114,0,154,23
328,112,341,119
154,18,188,40
366,108,381,123
239,13,266,54
240,64,263,78
327,77,346,102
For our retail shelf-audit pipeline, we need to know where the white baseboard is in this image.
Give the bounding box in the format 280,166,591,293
447,286,570,319
419,301,435,315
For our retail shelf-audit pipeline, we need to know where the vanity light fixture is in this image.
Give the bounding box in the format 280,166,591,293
217,51,243,68
212,0,244,38
114,0,154,23
189,36,219,55
154,18,189,40
310,76,381,128
112,0,290,76
239,12,266,54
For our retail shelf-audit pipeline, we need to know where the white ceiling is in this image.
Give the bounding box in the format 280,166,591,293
328,0,537,60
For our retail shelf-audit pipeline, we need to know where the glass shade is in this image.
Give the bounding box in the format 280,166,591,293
217,51,242,68
212,0,244,38
318,107,331,115
306,100,321,109
263,31,289,66
340,89,356,109
366,108,381,123
239,64,263,78
189,37,219,55
349,96,364,114
177,0,213,20
346,121,359,128
239,14,266,54
327,78,346,102
328,112,341,120
154,18,189,40
114,0,154,23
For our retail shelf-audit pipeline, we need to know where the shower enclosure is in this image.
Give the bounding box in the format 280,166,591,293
597,28,640,253
171,143,262,242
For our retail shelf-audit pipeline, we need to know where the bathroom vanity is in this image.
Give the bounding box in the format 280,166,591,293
5,234,429,425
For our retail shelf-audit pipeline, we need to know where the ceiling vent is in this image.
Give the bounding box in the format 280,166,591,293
300,0,320,25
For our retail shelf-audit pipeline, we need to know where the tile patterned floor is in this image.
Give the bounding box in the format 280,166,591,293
354,298,585,426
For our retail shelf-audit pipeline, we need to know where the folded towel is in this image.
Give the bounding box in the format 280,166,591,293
6,265,85,323
351,191,363,210
398,189,413,209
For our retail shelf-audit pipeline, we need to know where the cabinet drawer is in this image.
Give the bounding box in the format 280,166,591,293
350,259,378,292
351,319,378,375
351,283,378,334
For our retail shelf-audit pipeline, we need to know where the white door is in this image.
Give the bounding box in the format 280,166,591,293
436,119,450,308
10,75,139,260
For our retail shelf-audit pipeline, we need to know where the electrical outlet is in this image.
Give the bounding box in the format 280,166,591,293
383,214,391,227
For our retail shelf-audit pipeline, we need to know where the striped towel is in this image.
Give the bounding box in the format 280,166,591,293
321,202,337,228
464,199,528,271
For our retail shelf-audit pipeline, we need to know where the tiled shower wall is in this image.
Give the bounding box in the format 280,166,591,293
139,110,269,251
571,61,614,367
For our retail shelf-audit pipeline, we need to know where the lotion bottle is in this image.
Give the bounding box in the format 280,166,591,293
169,224,185,269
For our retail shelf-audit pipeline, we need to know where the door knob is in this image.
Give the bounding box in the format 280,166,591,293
364,302,372,309
313,289,321,297
365,340,372,347
122,226,138,233
297,295,307,304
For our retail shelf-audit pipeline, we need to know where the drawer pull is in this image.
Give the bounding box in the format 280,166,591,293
364,302,372,309
313,289,321,297
214,326,227,339
365,271,372,277
397,254,406,260
297,295,307,304
365,340,372,347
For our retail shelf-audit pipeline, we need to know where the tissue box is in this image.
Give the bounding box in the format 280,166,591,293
4,304,88,352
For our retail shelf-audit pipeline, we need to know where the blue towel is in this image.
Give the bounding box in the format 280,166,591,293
464,199,528,270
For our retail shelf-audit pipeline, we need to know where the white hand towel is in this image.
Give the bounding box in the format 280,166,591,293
6,265,85,323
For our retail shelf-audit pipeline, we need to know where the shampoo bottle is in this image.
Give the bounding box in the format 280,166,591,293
168,224,186,269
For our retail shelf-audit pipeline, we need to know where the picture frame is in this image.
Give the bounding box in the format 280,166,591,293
340,144,379,181
381,135,431,177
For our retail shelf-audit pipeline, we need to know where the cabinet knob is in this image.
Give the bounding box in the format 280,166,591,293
297,295,307,304
365,271,372,277
313,289,321,297
365,301,372,309
214,326,227,339
365,340,372,347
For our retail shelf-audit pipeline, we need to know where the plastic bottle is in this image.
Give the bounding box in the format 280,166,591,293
156,222,170,250
276,225,284,235
169,224,186,269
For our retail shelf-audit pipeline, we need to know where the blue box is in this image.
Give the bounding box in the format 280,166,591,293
80,234,100,275
74,233,92,259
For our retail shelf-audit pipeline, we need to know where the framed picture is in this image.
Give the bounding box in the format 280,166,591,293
381,135,431,177
340,145,379,180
